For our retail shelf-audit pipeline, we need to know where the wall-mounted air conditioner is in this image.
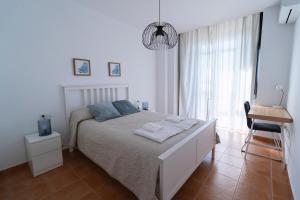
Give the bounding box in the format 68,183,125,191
279,0,300,24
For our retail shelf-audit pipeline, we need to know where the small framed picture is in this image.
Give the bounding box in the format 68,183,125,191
108,62,121,77
73,58,91,76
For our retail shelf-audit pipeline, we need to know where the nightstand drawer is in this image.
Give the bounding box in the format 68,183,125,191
31,149,63,175
29,136,61,157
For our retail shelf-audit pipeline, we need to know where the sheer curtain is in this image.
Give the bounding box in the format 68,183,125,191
179,14,260,131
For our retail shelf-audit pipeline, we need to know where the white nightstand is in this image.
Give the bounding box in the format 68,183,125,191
25,131,63,176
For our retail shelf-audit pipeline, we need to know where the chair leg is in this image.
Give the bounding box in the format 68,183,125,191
272,133,280,151
241,140,247,151
244,121,255,159
242,130,254,151
241,135,248,151
244,133,251,144
244,131,252,159
271,132,279,151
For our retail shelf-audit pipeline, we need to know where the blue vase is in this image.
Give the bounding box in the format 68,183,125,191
142,102,149,111
38,115,52,136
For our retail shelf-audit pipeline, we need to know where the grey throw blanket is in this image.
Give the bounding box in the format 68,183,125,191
74,111,207,200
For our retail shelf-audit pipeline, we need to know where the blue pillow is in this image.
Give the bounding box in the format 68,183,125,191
112,100,140,116
87,103,121,122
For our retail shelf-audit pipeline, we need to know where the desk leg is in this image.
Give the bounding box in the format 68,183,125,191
281,126,286,169
212,146,215,160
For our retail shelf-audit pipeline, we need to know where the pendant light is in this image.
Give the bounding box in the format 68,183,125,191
142,0,178,50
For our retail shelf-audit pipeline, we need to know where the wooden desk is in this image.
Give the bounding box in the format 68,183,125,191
243,105,293,167
248,106,293,123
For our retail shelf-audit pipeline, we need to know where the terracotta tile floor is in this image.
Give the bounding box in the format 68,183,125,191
0,130,294,200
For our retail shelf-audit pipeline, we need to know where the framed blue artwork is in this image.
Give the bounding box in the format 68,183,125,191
108,62,121,77
73,58,91,76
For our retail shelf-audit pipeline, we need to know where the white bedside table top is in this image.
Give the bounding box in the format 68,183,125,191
25,131,60,144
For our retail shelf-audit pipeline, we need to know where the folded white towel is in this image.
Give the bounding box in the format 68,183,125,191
134,126,183,143
154,119,200,130
166,116,186,123
173,119,200,130
143,122,163,132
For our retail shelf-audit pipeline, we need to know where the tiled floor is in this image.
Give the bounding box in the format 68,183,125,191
0,130,293,200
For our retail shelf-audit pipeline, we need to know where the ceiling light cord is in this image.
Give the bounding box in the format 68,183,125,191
158,0,161,25
142,0,178,50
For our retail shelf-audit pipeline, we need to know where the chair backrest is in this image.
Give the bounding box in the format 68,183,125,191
244,101,252,129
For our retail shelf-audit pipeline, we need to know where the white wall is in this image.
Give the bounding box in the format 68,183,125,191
0,0,156,170
256,5,294,107
286,16,300,200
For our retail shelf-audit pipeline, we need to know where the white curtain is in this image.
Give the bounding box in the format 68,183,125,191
179,14,260,131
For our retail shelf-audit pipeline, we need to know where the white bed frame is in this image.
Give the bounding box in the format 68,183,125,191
63,84,216,200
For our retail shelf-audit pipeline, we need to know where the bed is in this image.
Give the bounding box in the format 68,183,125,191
63,84,217,200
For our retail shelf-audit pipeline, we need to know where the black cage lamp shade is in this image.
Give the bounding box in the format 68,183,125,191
142,22,178,50
142,0,178,50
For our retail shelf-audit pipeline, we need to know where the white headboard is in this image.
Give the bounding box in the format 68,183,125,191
63,83,130,130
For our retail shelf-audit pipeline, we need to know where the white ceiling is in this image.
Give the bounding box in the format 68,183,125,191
75,0,280,33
